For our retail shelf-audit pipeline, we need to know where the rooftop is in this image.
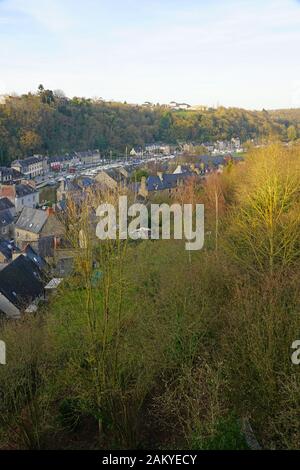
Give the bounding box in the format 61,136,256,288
16,207,49,234
0,255,44,309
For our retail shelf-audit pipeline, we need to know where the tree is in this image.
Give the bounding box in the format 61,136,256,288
19,130,41,154
287,125,297,141
225,144,300,275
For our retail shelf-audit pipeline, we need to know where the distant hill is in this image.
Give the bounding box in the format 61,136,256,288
0,87,298,164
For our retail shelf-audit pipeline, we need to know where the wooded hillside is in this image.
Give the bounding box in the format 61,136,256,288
0,86,299,164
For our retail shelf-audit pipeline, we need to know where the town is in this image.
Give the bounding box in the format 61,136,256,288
0,139,243,320
0,139,242,318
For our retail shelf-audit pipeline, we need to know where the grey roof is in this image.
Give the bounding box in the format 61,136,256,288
59,178,81,192
24,245,47,271
38,236,55,258
0,197,14,211
147,173,191,191
48,154,73,164
198,155,226,166
16,184,38,197
0,255,44,309
0,210,14,227
16,207,48,234
11,156,43,168
0,167,13,176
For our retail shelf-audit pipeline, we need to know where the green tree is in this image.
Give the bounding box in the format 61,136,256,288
287,124,297,141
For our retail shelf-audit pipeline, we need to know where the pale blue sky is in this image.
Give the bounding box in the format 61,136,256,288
0,0,300,109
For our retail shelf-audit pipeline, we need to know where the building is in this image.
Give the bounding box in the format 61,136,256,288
56,178,82,202
0,197,16,218
0,167,22,184
75,150,101,166
0,197,16,239
169,102,191,110
144,143,171,155
0,254,44,318
15,206,64,252
94,171,118,191
48,153,80,172
11,156,48,179
0,183,39,213
0,210,14,239
138,171,195,198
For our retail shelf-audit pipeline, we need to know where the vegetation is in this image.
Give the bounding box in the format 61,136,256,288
0,86,300,164
0,143,300,450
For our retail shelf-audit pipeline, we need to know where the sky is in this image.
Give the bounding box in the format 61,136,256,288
0,0,300,109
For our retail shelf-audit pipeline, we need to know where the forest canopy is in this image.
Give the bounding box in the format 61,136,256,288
0,86,299,164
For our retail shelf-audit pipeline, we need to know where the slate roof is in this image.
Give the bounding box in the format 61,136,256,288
48,154,74,164
0,255,44,309
146,173,191,191
38,236,55,258
16,207,48,234
78,176,95,188
198,155,226,166
24,245,47,271
0,167,13,177
0,197,14,211
0,168,23,182
12,156,42,168
15,184,38,197
0,210,14,228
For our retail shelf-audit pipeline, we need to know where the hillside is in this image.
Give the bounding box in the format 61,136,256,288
0,86,299,164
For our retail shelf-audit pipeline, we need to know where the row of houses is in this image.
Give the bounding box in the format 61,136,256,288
10,150,101,180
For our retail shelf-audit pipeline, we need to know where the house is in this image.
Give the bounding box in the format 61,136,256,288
0,197,16,238
15,206,64,252
95,171,118,191
56,178,82,202
75,150,101,166
0,197,16,218
169,102,191,110
144,143,171,155
48,153,80,172
11,156,48,179
139,171,193,198
0,254,44,318
0,183,39,213
0,167,23,184
0,210,14,239
48,155,67,172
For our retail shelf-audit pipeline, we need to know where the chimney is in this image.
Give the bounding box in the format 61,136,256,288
47,207,55,216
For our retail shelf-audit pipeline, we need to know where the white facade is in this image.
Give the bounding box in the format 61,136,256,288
15,191,39,213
